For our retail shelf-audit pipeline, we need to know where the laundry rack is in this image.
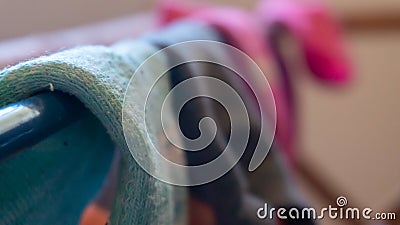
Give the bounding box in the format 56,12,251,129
0,92,85,161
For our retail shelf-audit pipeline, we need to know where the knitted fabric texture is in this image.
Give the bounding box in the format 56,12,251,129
0,40,186,225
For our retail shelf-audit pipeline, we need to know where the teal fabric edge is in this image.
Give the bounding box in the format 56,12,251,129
0,41,186,225
0,114,115,225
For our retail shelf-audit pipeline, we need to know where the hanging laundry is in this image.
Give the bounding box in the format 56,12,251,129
0,40,187,225
157,0,352,165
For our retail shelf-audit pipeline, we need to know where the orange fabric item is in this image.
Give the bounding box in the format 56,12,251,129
79,203,110,225
189,197,216,225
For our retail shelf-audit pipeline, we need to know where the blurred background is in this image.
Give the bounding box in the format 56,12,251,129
1,0,399,224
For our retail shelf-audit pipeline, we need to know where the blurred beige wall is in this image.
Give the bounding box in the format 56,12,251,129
298,30,400,210
1,0,400,40
0,0,153,40
0,0,256,40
